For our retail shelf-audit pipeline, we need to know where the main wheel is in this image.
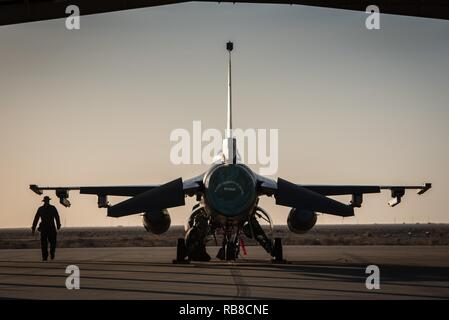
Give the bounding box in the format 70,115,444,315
185,227,211,261
178,238,187,260
173,238,189,264
272,237,283,262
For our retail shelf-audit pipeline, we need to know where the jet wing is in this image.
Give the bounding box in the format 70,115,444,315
301,184,432,196
30,184,159,197
1,0,448,26
29,174,203,214
303,183,432,207
256,175,431,216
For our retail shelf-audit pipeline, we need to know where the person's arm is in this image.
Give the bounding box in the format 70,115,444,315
31,208,40,233
54,207,61,229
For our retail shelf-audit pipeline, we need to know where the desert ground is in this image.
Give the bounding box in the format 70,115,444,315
0,224,448,249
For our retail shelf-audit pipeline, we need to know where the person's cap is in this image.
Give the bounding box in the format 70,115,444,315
42,196,51,202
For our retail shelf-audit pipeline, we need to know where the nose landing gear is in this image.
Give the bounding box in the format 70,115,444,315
216,233,240,261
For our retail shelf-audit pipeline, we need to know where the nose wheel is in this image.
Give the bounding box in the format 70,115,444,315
217,234,240,261
226,241,239,261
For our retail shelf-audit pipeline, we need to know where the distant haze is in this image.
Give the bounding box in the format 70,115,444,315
0,3,448,228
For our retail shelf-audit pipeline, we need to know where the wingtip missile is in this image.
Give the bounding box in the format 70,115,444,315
417,183,432,195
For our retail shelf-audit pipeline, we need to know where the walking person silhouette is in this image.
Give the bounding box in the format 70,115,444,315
32,196,61,261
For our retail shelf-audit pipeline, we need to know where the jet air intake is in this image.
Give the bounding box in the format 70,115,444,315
204,164,256,220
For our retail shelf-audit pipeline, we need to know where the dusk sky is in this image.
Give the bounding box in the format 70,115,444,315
1,3,448,228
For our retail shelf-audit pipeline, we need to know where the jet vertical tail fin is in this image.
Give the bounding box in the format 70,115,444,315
223,41,237,164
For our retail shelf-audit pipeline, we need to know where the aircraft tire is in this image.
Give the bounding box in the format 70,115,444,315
272,237,283,262
226,242,238,261
176,238,188,261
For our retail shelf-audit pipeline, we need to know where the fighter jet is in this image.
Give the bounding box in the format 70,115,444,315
30,42,431,262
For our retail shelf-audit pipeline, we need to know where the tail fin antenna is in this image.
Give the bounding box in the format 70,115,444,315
226,41,233,138
223,41,237,164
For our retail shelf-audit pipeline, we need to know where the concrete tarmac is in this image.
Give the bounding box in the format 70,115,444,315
0,246,448,299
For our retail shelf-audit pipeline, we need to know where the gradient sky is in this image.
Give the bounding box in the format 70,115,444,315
1,3,448,228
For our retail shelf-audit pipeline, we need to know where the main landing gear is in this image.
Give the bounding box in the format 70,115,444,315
242,213,286,264
173,236,286,263
173,238,190,264
271,237,286,264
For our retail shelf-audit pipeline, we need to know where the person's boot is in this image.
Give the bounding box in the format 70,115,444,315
42,256,48,261
50,253,55,260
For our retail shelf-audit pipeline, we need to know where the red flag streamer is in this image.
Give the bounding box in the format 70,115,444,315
239,238,247,256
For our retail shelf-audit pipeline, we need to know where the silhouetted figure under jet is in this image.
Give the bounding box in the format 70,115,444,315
32,196,61,261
